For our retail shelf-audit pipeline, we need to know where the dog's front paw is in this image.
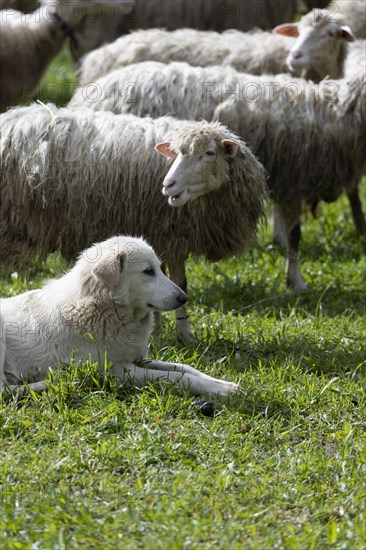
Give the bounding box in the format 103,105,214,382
209,380,241,397
224,381,242,395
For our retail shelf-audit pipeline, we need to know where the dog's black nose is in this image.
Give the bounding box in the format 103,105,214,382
177,291,187,306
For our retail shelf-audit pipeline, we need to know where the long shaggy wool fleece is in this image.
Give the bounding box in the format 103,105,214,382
70,61,294,120
78,28,293,85
78,9,351,86
70,61,366,209
0,104,267,272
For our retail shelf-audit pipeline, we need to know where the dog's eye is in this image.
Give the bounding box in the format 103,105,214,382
143,267,155,277
206,150,215,156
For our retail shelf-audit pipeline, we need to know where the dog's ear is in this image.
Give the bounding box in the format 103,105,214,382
92,253,124,289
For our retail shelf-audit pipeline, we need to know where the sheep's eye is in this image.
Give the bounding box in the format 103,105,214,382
143,267,155,277
206,150,215,156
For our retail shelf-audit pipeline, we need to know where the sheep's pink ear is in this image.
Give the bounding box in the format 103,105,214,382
92,253,124,289
273,23,299,37
222,139,239,158
155,142,178,158
339,25,355,42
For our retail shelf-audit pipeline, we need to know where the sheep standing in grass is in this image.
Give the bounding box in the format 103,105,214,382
78,9,355,86
216,74,366,291
0,0,134,112
69,61,366,292
0,104,267,342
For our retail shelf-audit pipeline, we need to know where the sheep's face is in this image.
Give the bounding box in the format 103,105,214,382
156,139,239,207
274,19,354,80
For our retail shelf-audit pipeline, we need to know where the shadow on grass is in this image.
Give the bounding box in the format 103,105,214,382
188,275,366,319
298,229,366,262
189,332,366,378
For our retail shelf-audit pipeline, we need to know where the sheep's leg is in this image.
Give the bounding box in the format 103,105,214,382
112,360,240,396
347,186,366,234
272,204,288,247
279,203,307,293
168,260,194,344
153,312,164,337
286,221,307,293
152,263,177,339
152,263,166,337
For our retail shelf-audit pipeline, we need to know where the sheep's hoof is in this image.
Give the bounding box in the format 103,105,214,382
294,281,308,294
272,234,288,248
287,278,308,294
152,324,164,338
177,331,196,345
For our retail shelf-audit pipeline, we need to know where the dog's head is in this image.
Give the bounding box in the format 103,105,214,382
78,236,187,312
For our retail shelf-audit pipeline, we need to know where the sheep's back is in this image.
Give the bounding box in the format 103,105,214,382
0,105,266,270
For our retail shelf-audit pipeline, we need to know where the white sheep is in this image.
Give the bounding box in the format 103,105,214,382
0,103,267,343
280,8,355,79
0,0,134,112
69,60,366,293
78,9,355,86
217,74,366,291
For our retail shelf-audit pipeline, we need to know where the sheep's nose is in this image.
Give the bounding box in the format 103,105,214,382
291,51,303,60
163,179,176,189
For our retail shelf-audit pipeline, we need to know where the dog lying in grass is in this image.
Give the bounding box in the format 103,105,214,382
0,236,239,396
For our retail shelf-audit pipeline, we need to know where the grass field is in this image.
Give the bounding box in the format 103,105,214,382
1,51,366,549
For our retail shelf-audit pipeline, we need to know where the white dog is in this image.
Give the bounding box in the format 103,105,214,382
0,236,239,396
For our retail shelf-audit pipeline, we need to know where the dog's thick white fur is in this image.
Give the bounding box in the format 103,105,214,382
0,236,239,396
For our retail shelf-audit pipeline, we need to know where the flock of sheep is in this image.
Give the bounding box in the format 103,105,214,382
0,0,365,342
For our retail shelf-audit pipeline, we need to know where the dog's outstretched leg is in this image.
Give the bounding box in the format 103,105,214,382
112,360,240,396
